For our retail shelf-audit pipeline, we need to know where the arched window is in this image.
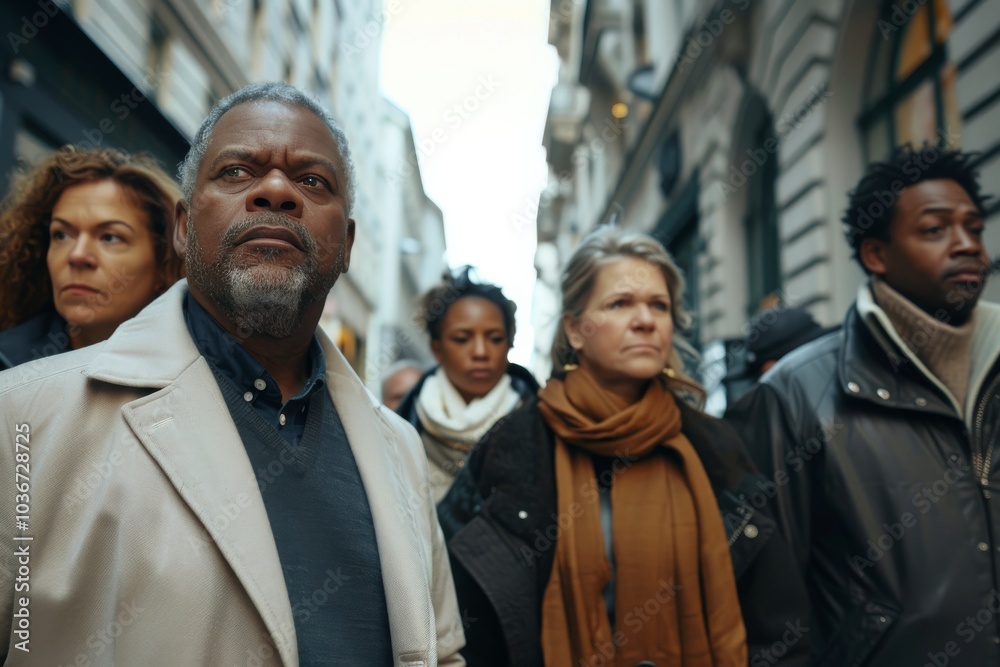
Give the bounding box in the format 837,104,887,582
858,0,960,161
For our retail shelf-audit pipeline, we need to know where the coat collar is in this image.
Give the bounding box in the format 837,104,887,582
844,282,1000,426
84,279,437,664
474,398,770,575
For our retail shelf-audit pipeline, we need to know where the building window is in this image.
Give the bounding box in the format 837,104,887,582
743,112,780,316
652,175,700,345
251,0,266,79
858,0,959,161
147,19,169,93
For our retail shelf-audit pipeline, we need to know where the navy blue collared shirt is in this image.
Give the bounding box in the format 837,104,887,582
184,294,327,447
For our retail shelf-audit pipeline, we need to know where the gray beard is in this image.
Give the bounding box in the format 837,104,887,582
185,211,344,339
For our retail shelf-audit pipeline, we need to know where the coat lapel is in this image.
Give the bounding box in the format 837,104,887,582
85,282,297,666
121,361,297,666
320,333,434,659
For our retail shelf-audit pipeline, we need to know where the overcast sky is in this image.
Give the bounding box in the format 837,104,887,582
380,0,558,366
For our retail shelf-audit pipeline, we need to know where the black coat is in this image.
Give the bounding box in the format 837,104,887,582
725,304,1000,666
438,395,812,667
0,308,70,371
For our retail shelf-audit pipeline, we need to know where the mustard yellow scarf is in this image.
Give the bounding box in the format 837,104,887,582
536,368,747,667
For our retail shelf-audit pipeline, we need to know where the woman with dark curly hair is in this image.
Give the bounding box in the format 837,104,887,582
0,147,183,370
395,266,539,502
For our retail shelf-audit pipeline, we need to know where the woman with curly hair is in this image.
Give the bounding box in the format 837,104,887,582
0,147,183,370
395,265,539,502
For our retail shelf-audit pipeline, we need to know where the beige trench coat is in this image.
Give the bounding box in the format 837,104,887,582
0,281,465,666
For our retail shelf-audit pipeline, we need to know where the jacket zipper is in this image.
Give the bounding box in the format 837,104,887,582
973,372,1000,495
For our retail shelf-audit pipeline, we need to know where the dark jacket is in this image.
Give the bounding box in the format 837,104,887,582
395,362,541,432
724,299,1000,666
0,308,70,371
438,395,812,667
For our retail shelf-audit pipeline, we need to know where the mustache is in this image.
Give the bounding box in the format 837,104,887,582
219,212,319,254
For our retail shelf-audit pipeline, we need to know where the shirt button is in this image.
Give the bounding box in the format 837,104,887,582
744,525,759,539
978,542,990,552
876,388,890,400
254,378,266,391
915,397,927,407
517,510,528,519
243,392,254,402
279,414,287,426
847,382,860,393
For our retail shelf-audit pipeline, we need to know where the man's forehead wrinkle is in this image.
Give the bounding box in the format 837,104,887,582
207,144,341,179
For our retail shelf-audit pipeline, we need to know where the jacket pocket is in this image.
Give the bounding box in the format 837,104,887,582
815,600,897,667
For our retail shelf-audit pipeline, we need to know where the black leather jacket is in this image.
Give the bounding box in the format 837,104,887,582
438,396,812,667
725,303,1000,666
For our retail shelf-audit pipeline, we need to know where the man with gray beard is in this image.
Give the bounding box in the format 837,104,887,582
0,82,465,666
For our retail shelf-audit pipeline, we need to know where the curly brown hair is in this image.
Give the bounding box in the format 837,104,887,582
0,147,184,331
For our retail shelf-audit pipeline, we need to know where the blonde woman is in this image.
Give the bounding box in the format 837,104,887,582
438,226,811,666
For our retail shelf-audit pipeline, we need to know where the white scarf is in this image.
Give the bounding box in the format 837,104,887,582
416,369,521,452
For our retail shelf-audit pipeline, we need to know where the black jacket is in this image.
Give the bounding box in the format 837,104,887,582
0,308,70,371
395,362,541,432
725,302,1000,666
438,395,812,667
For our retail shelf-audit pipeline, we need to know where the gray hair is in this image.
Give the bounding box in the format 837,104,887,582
551,225,698,378
379,358,426,385
178,81,357,216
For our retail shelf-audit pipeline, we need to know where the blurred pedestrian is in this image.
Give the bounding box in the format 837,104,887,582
438,226,811,667
0,147,184,369
741,306,831,378
0,82,463,665
726,145,1000,664
396,265,539,502
724,306,835,403
380,358,424,411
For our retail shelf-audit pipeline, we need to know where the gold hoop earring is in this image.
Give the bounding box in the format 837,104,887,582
662,367,676,378
563,363,579,372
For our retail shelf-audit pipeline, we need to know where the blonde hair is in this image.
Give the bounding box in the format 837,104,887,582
551,225,703,395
